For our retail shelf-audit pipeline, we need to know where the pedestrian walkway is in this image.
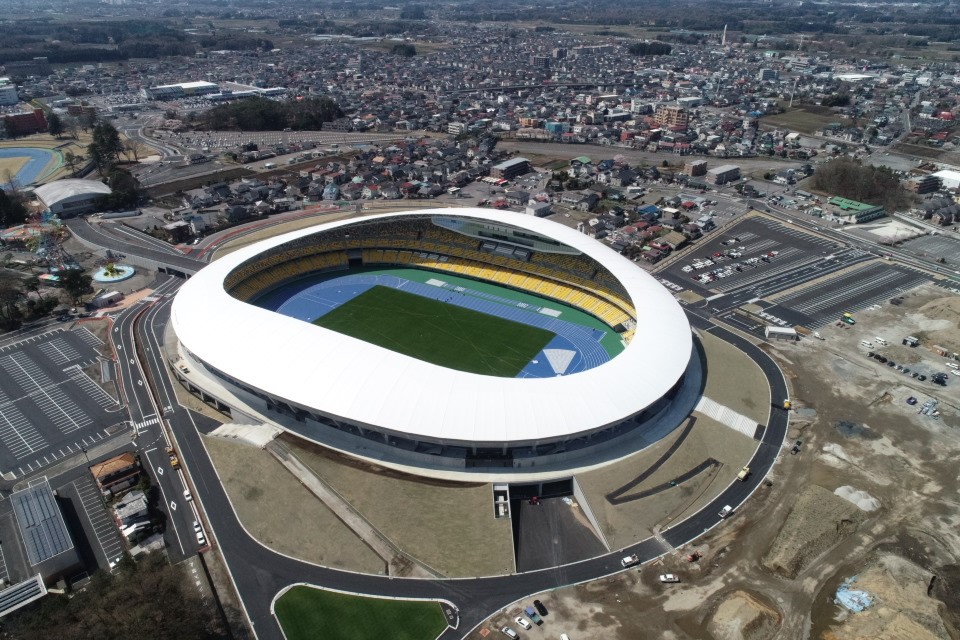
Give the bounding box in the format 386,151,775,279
695,397,761,439
265,440,439,578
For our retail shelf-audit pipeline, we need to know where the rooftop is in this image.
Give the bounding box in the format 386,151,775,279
10,480,74,568
34,179,111,207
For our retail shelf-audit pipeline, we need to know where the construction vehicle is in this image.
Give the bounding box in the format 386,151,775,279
841,315,856,325
686,550,702,562
783,399,792,410
166,447,180,469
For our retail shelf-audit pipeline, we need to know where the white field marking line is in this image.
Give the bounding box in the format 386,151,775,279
792,271,906,314
0,401,43,455
6,355,85,433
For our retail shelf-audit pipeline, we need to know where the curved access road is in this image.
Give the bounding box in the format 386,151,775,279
127,278,790,640
65,217,204,276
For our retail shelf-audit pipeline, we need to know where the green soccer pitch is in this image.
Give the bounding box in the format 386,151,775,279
274,586,449,640
313,285,555,377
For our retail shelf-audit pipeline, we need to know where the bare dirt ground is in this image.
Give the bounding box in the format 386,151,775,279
470,285,960,640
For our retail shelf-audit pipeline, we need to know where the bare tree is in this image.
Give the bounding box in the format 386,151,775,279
122,138,141,163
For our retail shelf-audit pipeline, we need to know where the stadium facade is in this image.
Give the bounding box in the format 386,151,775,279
171,209,703,480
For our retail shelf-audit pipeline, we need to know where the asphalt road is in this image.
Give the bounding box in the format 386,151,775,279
123,279,790,640
113,277,203,562
66,218,204,276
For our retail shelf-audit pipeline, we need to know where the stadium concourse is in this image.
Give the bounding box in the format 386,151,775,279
170,209,704,481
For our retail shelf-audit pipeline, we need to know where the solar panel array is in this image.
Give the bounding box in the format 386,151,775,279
11,481,73,567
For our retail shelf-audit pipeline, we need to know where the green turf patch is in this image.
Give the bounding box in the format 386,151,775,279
313,285,555,377
275,586,448,640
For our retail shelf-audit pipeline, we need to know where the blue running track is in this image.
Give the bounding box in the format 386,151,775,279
262,273,614,378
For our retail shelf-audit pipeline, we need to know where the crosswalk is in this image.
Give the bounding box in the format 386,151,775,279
695,397,760,439
134,417,160,430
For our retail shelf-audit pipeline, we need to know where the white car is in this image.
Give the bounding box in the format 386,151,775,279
501,627,519,639
718,505,734,519
681,265,693,273
659,574,680,583
621,554,640,567
197,531,206,545
183,489,193,502
515,616,532,630
193,519,202,533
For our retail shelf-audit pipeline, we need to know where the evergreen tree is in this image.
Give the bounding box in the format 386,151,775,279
47,111,64,138
0,188,28,228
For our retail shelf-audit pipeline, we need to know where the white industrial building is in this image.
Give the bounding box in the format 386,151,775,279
141,81,219,100
932,169,960,191
34,179,112,217
0,78,18,106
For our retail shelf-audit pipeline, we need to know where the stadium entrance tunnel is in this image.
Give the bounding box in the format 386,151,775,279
510,481,608,572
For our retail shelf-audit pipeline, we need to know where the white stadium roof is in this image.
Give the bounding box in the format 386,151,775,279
172,209,693,446
34,179,111,207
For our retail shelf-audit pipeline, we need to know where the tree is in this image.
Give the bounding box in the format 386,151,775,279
2,553,219,639
88,121,124,175
391,43,417,57
122,138,141,163
65,115,80,139
0,273,23,331
58,268,93,305
48,111,64,138
64,150,83,177
0,187,28,228
99,167,143,209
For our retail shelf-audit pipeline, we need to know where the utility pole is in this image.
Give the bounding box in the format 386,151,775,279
789,76,800,109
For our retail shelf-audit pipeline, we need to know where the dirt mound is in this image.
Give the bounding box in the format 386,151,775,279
824,554,950,640
834,486,881,512
915,297,960,352
762,485,866,578
707,590,781,640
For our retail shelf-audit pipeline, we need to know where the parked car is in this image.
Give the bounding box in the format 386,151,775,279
659,574,680,583
533,600,548,616
737,466,751,481
501,627,518,639
719,505,734,518
515,617,531,630
183,489,193,502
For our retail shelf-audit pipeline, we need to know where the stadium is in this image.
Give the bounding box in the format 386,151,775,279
170,209,703,480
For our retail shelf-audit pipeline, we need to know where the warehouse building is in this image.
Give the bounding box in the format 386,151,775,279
34,179,112,217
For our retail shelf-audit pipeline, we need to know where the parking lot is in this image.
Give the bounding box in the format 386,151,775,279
657,216,864,307
900,233,960,267
0,329,124,477
64,475,126,571
765,262,931,329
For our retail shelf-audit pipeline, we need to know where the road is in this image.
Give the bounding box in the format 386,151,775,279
121,276,790,639
112,277,202,562
65,217,204,276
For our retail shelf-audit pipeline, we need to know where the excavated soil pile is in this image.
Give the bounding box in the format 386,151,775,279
707,590,782,640
762,485,865,579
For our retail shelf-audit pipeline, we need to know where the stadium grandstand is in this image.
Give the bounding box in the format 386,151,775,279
171,209,700,480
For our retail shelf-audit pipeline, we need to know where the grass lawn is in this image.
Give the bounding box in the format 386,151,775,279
313,285,554,376
275,587,448,640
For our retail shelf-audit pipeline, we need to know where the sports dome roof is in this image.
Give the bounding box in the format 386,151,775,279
171,209,693,446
